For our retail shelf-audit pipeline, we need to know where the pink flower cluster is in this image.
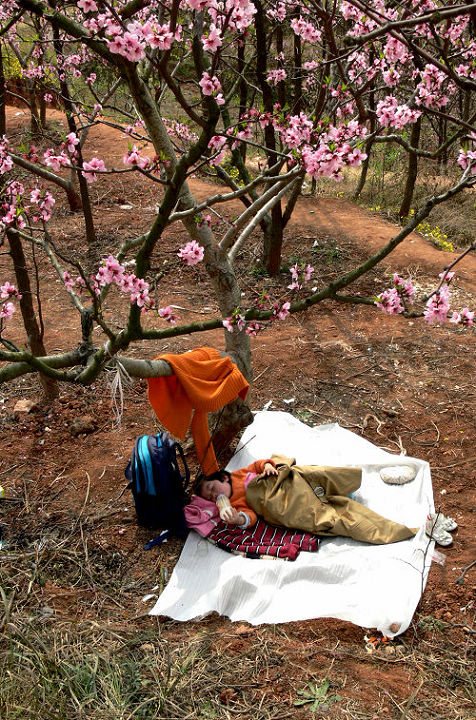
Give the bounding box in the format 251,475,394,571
207,135,227,165
290,17,322,44
450,308,474,327
297,121,368,180
267,2,287,22
177,241,205,265
415,64,452,109
423,284,451,325
43,148,71,172
162,118,199,145
82,157,106,183
375,274,416,315
0,281,22,325
267,69,287,85
287,263,314,291
222,310,264,336
62,256,156,311
0,136,12,174
457,149,476,175
30,187,55,222
376,97,421,129
273,301,291,320
158,306,178,324
95,256,152,309
1,181,26,228
201,24,222,52
199,72,225,105
123,145,151,169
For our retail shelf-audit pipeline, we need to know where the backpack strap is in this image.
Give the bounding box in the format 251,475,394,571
174,441,190,488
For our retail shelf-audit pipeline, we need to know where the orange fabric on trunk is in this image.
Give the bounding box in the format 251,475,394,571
147,347,249,475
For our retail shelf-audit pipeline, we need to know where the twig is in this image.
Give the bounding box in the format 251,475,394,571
78,472,91,519
22,475,30,514
399,677,424,720
253,366,270,383
455,561,476,586
433,456,476,470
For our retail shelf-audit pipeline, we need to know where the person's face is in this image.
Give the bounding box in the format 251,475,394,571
200,478,231,501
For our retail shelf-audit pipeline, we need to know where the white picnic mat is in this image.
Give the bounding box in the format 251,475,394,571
150,411,435,636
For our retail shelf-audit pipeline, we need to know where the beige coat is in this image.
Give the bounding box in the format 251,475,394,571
245,455,417,545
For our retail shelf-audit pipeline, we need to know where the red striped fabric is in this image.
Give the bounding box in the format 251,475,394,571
206,519,320,560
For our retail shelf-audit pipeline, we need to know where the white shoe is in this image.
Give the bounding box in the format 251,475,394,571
425,516,453,546
380,465,417,485
427,512,457,532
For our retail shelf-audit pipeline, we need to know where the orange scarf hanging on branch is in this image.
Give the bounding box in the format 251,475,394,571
147,347,250,475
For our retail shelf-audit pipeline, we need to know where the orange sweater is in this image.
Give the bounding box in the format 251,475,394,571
147,347,249,475
230,459,275,527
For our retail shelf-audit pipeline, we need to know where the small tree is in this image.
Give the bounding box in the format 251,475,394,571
0,0,474,436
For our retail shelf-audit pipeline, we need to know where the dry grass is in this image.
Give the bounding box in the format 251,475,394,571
1,482,475,720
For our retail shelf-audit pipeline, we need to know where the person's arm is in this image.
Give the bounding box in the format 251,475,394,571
220,506,252,527
248,458,278,476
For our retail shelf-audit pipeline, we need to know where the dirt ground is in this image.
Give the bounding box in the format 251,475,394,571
0,107,475,719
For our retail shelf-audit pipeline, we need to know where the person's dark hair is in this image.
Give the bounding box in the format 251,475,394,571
194,469,231,495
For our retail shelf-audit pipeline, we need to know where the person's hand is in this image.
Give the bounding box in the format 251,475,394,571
263,462,278,476
220,506,245,525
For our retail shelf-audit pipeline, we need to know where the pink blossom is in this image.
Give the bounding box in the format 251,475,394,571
158,306,178,324
43,149,71,171
424,285,451,325
222,317,234,332
82,157,106,183
375,288,404,315
267,69,287,85
178,240,204,265
451,307,474,326
291,17,321,44
457,149,476,174
0,301,15,321
235,314,246,332
63,271,75,291
123,145,151,169
304,264,314,282
65,132,79,153
392,274,415,304
202,24,222,52
245,321,264,336
1,281,21,300
438,270,455,282
43,93,53,102
273,301,291,320
78,0,98,12
199,72,221,98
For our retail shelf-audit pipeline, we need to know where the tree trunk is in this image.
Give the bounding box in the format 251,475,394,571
28,79,41,134
353,139,374,200
52,26,97,260
399,117,421,219
262,204,284,275
238,41,248,164
210,398,254,465
254,0,284,276
0,46,6,136
292,14,302,113
353,74,376,201
6,230,59,398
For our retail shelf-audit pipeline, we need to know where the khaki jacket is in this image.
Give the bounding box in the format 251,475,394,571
245,455,416,545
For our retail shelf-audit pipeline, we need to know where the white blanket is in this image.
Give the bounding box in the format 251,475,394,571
150,411,434,636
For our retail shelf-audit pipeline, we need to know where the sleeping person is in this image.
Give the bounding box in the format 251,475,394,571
196,457,418,545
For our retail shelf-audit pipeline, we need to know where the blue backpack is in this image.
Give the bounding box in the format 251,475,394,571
125,432,190,535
